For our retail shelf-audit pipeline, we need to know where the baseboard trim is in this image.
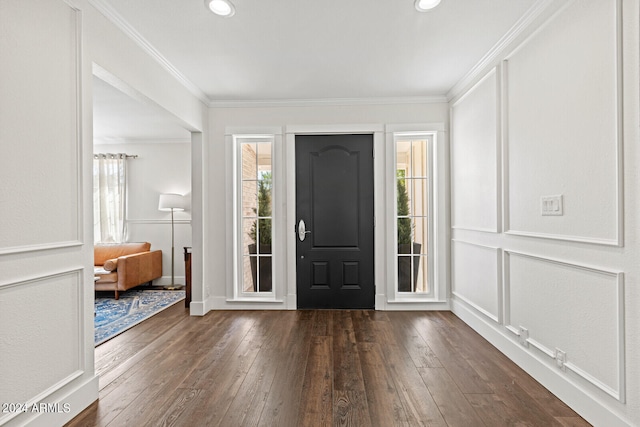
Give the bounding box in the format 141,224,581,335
17,375,99,427
383,300,450,311
189,299,207,316
286,294,297,309
197,294,449,312
451,299,633,427
209,296,288,311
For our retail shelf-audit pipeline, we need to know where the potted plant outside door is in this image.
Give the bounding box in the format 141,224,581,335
397,172,421,292
248,173,272,291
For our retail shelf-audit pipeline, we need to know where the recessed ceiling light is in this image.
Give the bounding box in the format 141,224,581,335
415,0,441,12
206,0,235,17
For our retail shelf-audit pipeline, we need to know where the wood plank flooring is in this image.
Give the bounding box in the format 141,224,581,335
66,305,590,426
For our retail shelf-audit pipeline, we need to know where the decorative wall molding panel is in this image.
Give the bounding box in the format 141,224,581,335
0,240,83,256
0,1,83,254
450,68,500,234
448,0,637,425
502,0,623,246
447,0,562,101
450,226,500,234
0,269,85,424
451,239,501,323
504,250,625,402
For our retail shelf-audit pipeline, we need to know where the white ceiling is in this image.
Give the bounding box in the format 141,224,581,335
94,0,538,104
92,75,191,143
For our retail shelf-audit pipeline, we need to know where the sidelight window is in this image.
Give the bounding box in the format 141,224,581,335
235,136,274,294
395,136,432,294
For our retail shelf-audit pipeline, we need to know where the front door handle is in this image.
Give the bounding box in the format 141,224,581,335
298,219,311,242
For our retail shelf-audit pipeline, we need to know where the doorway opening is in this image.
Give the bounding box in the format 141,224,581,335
91,68,194,345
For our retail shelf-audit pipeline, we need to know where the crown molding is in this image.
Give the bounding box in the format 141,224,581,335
90,0,562,110
89,0,210,105
93,137,191,145
208,95,449,108
447,0,565,102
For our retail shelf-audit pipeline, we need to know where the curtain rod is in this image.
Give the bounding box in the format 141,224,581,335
94,153,138,159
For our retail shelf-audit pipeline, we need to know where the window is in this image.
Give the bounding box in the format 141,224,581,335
93,153,128,243
235,136,274,294
395,135,432,294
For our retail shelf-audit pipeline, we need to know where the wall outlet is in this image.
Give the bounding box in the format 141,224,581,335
541,195,563,216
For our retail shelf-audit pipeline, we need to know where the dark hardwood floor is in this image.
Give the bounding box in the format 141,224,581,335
66,305,590,426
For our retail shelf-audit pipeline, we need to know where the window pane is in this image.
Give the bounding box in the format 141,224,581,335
256,218,272,248
242,143,258,180
396,174,409,217
397,254,428,293
256,178,272,217
406,178,414,214
257,141,272,175
396,140,410,174
415,255,428,292
397,218,412,249
242,180,257,218
256,256,272,292
412,216,427,248
397,255,413,292
243,256,254,292
411,178,428,217
243,218,257,255
411,139,428,178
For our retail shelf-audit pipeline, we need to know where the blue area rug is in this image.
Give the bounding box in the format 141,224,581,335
95,289,185,346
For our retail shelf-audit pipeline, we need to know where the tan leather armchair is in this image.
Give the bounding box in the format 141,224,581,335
94,242,162,299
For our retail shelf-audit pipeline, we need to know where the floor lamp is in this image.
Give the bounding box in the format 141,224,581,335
158,193,185,288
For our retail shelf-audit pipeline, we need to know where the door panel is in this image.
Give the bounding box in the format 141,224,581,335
296,134,374,309
311,147,360,247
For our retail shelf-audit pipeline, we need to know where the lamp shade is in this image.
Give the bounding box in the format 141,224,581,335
158,193,185,211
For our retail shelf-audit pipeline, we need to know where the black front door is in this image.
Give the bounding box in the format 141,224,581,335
295,134,375,309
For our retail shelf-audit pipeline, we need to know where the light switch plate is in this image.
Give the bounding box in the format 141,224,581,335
541,195,563,216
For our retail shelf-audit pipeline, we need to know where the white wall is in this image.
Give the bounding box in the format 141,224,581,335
449,0,639,425
0,2,98,426
0,1,98,426
94,142,192,283
204,103,449,312
0,0,207,425
451,70,498,233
